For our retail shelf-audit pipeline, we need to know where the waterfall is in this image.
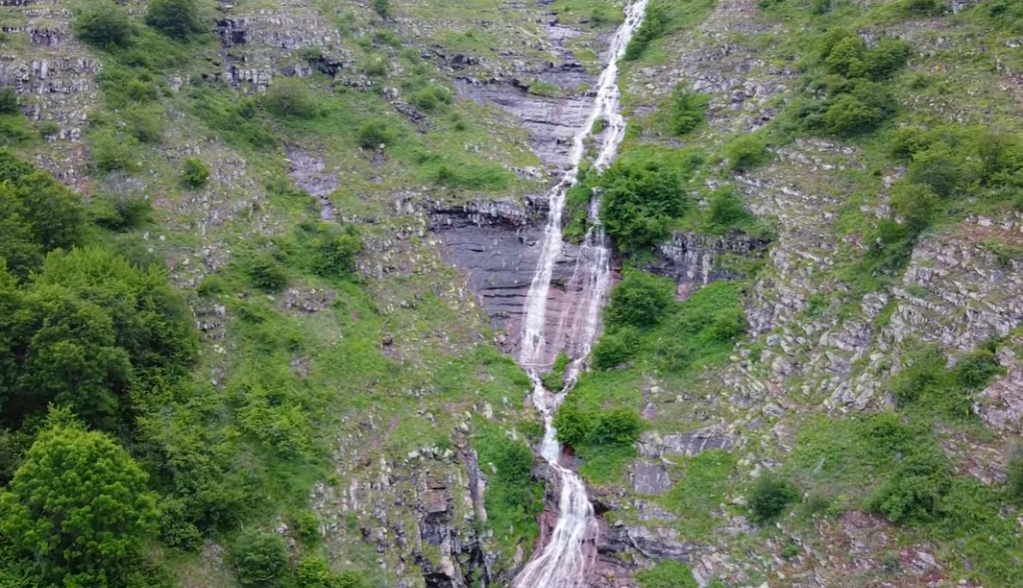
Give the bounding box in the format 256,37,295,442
512,2,649,587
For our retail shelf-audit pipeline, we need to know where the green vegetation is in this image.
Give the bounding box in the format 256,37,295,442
146,0,205,39
661,450,735,535
665,84,709,136
542,351,570,390
747,472,800,524
624,0,718,63
182,156,211,188
73,0,137,48
636,561,698,588
889,343,1003,418
723,135,771,172
599,161,687,254
473,428,542,552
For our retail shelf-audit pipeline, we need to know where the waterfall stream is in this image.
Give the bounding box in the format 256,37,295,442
512,2,649,587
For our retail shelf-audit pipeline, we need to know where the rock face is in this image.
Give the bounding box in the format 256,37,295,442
644,231,770,292
285,145,338,221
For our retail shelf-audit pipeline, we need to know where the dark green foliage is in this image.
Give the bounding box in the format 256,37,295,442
73,0,137,48
182,156,211,188
428,161,514,191
1007,447,1023,504
232,531,290,587
90,128,141,172
867,444,953,523
705,188,755,235
599,161,686,253
552,399,592,446
311,224,363,278
373,0,390,17
624,1,668,61
984,0,1023,32
91,192,152,230
724,135,771,171
357,119,397,149
146,0,205,39
903,0,946,16
904,143,969,198
249,254,289,292
592,326,640,369
667,84,709,136
604,270,675,330
123,105,165,143
748,472,800,524
588,407,643,446
473,429,541,545
0,414,159,584
263,78,319,119
0,88,19,114
636,561,698,588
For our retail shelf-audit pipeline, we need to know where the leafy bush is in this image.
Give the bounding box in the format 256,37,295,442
373,0,390,17
553,400,592,446
904,142,970,198
91,192,152,230
867,445,953,523
73,1,137,48
296,556,367,588
311,224,363,278
748,472,800,524
190,86,275,149
263,77,319,119
0,88,19,114
146,0,204,39
357,119,396,149
249,255,288,292
657,281,747,372
599,161,687,253
636,561,698,588
408,85,453,112
589,408,643,446
232,532,290,588
889,344,1002,417
123,106,165,143
592,326,640,370
667,84,709,136
90,129,140,173
542,352,570,391
705,188,755,235
1008,447,1023,504
473,429,541,546
903,0,946,16
39,120,60,139
724,135,770,171
889,181,939,232
604,270,675,330
182,156,211,188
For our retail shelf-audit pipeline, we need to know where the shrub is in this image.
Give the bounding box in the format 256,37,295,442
624,1,668,61
408,85,453,112
588,408,643,446
542,352,570,391
124,106,165,143
867,447,952,523
90,129,140,173
748,472,799,524
725,135,770,171
825,36,867,78
554,401,592,447
705,188,754,235
889,181,939,232
311,224,362,278
249,255,288,292
604,271,675,330
182,157,211,188
146,0,204,39
592,326,640,370
92,192,152,230
905,143,969,198
1008,447,1023,504
0,88,19,114
667,84,708,136
903,0,946,16
263,77,318,119
39,121,60,139
73,1,136,48
357,119,396,149
373,0,390,17
865,38,913,80
599,162,687,253
231,532,290,588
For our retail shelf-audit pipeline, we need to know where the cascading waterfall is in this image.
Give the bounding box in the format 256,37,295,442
512,2,649,588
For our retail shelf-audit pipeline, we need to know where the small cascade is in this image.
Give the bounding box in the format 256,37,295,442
511,2,650,588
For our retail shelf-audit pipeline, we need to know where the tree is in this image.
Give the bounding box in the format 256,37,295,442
146,0,204,39
73,0,136,48
599,162,686,253
0,414,159,584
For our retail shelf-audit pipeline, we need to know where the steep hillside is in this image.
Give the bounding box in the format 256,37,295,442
1,0,1022,587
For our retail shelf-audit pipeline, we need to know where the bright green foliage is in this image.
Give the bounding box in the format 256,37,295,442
591,326,639,370
552,399,592,446
599,161,686,253
296,556,367,588
724,135,770,171
182,156,211,188
667,85,709,136
705,188,755,235
623,0,716,62
542,351,570,390
604,270,675,330
1008,448,1023,504
123,106,165,143
0,415,159,584
190,86,275,149
587,407,643,446
473,429,541,548
231,531,290,587
867,443,952,523
146,0,205,39
263,78,319,119
73,0,137,48
661,450,736,535
904,142,969,198
889,343,1002,418
748,471,799,524
408,84,453,112
636,561,698,588
311,224,363,278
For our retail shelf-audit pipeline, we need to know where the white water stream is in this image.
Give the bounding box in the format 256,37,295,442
512,2,649,587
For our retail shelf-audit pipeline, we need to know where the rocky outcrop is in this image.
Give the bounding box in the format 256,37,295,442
285,145,338,221
975,345,1023,434
645,231,770,291
637,430,734,459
